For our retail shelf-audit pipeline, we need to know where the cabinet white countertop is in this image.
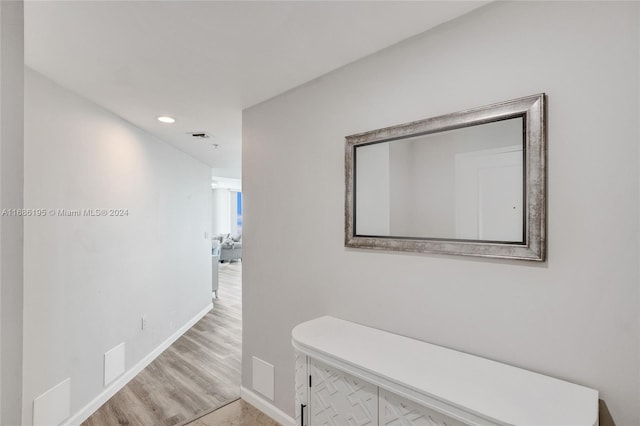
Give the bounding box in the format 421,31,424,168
292,316,598,426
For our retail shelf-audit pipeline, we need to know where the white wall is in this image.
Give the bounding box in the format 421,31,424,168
23,69,212,425
0,1,24,424
242,2,640,424
211,189,218,237
230,191,239,235
213,188,231,235
389,141,411,236
355,142,390,235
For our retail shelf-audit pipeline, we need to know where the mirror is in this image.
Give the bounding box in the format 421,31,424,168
345,94,546,261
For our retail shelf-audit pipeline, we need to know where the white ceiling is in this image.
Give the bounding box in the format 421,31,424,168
25,1,488,179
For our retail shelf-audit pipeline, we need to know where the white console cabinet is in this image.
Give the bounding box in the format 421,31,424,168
292,317,598,426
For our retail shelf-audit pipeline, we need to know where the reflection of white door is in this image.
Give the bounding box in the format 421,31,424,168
455,146,523,242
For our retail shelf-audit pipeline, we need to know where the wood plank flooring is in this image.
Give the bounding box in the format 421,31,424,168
83,261,243,426
183,400,279,426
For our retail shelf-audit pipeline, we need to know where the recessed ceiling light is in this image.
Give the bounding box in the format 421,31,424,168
157,116,175,123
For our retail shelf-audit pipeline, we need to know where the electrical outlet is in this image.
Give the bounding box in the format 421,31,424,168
141,315,147,330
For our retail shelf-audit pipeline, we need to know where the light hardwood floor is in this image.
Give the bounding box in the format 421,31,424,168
83,261,243,426
183,399,279,426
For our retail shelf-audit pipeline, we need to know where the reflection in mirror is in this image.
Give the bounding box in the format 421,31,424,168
345,93,546,261
355,118,524,242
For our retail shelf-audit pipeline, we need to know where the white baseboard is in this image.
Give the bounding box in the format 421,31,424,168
63,303,213,426
240,386,296,426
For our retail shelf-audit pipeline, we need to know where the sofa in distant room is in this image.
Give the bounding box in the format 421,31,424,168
212,233,242,262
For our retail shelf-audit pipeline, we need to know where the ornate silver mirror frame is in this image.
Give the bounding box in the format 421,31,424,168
345,94,546,261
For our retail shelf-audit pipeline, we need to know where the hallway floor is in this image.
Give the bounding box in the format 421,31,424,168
183,399,279,426
82,262,242,426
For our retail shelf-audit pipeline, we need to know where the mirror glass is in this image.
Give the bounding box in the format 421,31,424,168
355,117,524,242
345,94,545,261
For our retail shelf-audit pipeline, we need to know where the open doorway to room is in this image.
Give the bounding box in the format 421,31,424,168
212,177,243,267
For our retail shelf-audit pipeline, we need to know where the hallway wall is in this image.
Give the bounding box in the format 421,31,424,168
22,69,213,425
0,1,25,424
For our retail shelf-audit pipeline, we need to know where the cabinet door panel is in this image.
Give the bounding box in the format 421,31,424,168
381,389,467,426
295,351,308,425
310,359,378,426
